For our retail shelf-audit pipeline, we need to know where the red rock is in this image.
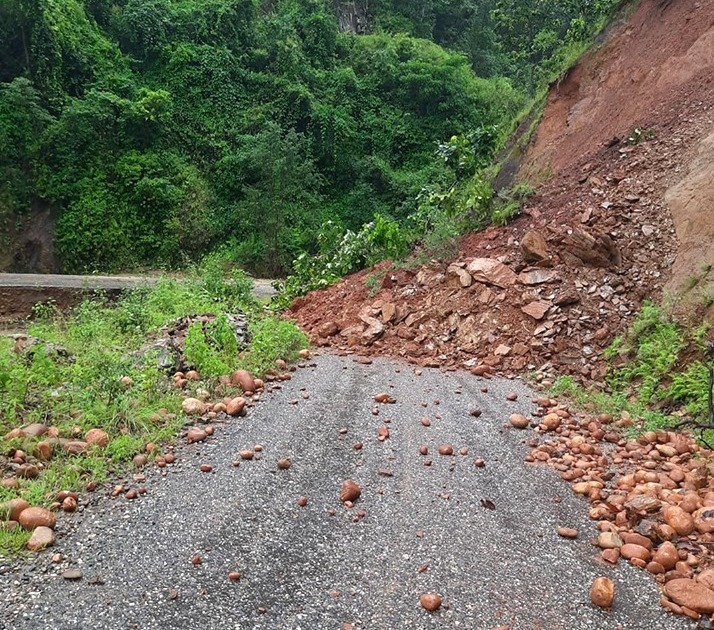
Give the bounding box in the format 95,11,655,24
226,397,246,416
653,541,678,570
318,321,340,337
277,458,291,470
620,543,651,563
239,449,254,460
187,427,207,444
438,444,454,456
521,301,550,320
33,441,53,461
663,579,714,614
340,480,361,503
557,527,578,539
297,496,308,507
521,230,550,264
1,498,29,522
466,258,517,288
509,414,530,429
181,398,205,415
22,423,48,438
590,577,615,608
663,505,695,536
85,428,109,447
419,593,442,612
63,440,88,455
232,370,256,393
18,507,56,531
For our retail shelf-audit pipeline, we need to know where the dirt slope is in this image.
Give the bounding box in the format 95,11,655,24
290,0,714,381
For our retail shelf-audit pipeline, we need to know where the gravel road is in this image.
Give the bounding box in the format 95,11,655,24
0,354,693,630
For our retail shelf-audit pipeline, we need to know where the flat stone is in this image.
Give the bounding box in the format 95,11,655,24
664,578,714,614
62,568,83,580
466,258,517,288
518,269,559,285
521,302,550,320
27,526,56,551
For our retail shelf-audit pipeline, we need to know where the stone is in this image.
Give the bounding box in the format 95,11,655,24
557,527,578,539
85,428,109,447
620,543,651,562
663,505,695,536
597,532,623,549
187,427,207,444
590,577,615,609
447,264,473,288
33,441,53,461
1,498,29,522
494,344,511,356
22,423,48,438
509,414,530,429
18,507,56,531
340,480,361,503
181,398,205,416
663,579,714,614
381,303,397,323
563,229,621,267
226,397,246,416
27,526,56,551
63,440,88,455
419,593,442,612
624,495,661,513
520,231,550,264
466,258,517,288
62,568,83,581
232,369,256,393
318,321,340,337
518,269,558,285
521,301,550,320
437,444,454,456
694,507,714,534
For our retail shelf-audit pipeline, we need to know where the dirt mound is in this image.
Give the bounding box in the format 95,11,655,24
290,0,714,380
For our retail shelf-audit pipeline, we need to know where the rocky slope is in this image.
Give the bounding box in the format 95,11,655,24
290,0,714,384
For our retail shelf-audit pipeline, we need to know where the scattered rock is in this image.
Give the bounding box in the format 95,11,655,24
182,398,205,416
509,414,530,429
590,577,615,609
84,428,109,447
419,593,442,612
27,526,56,551
340,480,361,503
557,527,578,539
18,507,56,531
664,579,714,614
62,568,83,580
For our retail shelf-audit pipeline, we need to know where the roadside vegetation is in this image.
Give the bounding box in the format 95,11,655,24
0,267,307,553
550,302,714,445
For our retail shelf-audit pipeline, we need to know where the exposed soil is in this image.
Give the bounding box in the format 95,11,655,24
290,0,714,384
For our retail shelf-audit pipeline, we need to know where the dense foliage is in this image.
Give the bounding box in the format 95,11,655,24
0,0,621,276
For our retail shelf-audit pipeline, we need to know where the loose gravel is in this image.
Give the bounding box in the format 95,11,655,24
0,353,694,629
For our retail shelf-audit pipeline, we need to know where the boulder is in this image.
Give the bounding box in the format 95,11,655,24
466,258,517,288
664,579,714,614
520,231,550,264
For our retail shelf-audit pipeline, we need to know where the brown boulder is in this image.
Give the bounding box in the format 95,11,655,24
18,507,57,531
226,397,246,416
663,579,714,614
466,258,517,288
663,505,695,536
590,577,615,609
340,480,361,503
1,498,29,521
85,428,109,447
22,423,48,438
563,229,621,268
520,231,550,264
232,369,256,393
63,440,88,456
318,321,340,337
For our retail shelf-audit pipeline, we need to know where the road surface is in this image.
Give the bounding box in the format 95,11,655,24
0,354,692,630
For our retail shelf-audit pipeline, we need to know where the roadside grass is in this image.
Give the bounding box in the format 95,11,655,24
547,301,713,443
0,262,307,554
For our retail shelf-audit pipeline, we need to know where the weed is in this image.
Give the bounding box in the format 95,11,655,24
364,271,387,298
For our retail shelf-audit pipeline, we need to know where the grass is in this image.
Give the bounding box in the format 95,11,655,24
547,301,713,442
0,261,308,554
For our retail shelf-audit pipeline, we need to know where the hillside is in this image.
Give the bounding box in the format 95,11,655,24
290,0,714,385
0,0,621,276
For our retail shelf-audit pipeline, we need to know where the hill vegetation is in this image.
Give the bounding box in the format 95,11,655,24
0,0,620,277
